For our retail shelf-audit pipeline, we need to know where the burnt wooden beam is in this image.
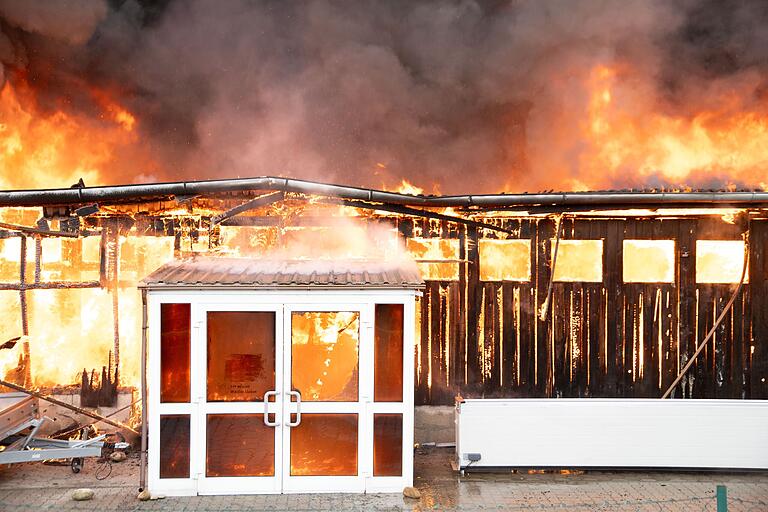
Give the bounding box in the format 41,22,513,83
466,226,481,396
210,191,285,225
0,221,79,238
0,281,102,291
318,198,519,236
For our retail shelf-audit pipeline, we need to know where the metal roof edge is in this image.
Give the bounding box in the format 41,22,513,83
138,283,425,291
2,175,768,208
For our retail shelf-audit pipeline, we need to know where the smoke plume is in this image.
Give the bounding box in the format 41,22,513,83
1,0,767,193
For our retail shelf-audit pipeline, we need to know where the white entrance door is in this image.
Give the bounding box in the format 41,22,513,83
194,303,370,494
281,304,371,493
196,304,284,494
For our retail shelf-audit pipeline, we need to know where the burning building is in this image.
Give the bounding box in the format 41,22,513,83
0,178,765,403
2,0,768,497
0,177,766,494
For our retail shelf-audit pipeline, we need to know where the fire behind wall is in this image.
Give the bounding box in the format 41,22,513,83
0,194,765,405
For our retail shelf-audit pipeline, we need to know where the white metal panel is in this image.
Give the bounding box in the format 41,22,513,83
456,399,768,469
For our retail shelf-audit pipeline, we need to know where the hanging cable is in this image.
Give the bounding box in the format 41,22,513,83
661,232,749,399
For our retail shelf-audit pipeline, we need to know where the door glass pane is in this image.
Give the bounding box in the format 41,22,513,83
291,312,359,402
290,413,358,476
160,304,190,403
159,414,190,478
374,304,404,402
206,414,275,477
207,312,275,402
374,414,403,476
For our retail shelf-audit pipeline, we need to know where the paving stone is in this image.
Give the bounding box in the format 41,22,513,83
0,449,767,511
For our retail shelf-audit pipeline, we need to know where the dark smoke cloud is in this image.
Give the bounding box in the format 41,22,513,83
1,0,767,193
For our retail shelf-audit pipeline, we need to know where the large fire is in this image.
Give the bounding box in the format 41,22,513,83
0,76,166,390
0,56,763,394
578,64,768,190
0,76,149,190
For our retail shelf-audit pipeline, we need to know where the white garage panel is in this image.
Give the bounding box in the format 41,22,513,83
456,399,768,470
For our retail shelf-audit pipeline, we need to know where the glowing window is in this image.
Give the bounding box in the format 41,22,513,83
0,237,62,264
551,240,603,282
696,240,748,283
479,239,531,281
40,238,62,263
406,238,459,281
81,236,101,263
623,240,675,283
0,237,33,262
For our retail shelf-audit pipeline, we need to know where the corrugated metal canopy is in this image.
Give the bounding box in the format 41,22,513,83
140,257,424,289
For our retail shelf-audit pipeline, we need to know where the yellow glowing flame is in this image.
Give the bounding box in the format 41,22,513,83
581,64,768,188
0,228,175,388
395,179,425,196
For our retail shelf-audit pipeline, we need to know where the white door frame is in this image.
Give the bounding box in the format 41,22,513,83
281,303,372,494
195,302,284,495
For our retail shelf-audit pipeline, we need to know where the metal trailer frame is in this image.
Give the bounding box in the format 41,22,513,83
0,392,129,468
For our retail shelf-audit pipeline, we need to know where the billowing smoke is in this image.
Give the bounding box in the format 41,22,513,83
1,0,767,193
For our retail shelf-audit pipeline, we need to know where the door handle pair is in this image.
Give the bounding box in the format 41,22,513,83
262,390,302,427
287,390,302,427
263,390,279,427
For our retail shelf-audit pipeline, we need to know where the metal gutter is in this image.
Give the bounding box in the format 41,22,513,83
2,176,768,209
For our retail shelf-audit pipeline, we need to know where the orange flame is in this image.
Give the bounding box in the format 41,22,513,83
0,77,144,190
579,64,768,189
395,179,425,196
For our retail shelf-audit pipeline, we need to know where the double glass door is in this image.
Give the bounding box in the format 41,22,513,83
196,304,370,494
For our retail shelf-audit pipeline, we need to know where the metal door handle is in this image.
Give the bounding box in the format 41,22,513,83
263,390,279,427
286,390,302,427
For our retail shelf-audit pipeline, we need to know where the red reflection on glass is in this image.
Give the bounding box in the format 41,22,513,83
160,304,190,403
374,304,404,402
159,414,190,478
206,414,275,477
290,414,358,476
373,414,403,476
207,312,275,402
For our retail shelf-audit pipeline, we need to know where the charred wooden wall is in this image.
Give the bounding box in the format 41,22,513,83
409,216,768,405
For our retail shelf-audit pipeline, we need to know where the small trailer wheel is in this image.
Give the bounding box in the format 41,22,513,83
71,458,83,473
